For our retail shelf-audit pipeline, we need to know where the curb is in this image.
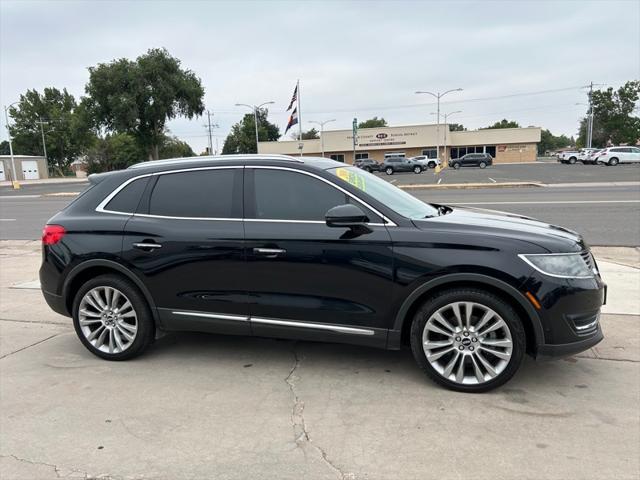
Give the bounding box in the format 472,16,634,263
43,192,80,197
399,182,543,190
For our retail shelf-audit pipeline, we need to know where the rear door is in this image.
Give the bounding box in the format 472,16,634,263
243,166,394,348
120,166,249,335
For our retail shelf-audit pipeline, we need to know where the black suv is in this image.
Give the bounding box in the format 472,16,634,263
382,156,423,175
450,153,493,169
40,155,604,392
354,158,381,172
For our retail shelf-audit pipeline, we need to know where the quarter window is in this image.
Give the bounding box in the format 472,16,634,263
149,169,237,218
104,177,149,213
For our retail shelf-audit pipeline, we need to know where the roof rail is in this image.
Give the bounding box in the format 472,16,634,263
128,154,304,169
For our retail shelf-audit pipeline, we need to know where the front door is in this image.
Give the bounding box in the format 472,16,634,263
243,166,394,348
121,167,249,336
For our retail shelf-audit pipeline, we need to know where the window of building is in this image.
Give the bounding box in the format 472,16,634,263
421,148,437,159
486,146,496,157
105,177,149,213
355,153,369,160
149,169,237,218
253,169,348,221
384,152,406,158
330,154,345,162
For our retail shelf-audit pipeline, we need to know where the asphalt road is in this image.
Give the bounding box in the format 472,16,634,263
1,184,638,245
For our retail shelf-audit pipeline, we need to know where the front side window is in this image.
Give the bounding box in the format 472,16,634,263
149,169,237,218
329,166,439,219
252,169,350,221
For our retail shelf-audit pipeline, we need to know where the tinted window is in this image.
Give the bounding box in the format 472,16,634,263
105,177,149,213
253,169,348,221
149,169,237,218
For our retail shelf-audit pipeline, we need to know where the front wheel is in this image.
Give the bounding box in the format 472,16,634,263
72,274,155,360
479,161,487,169
410,288,525,392
608,158,619,166
413,165,422,174
452,162,461,170
568,157,577,164
428,161,436,169
385,167,394,175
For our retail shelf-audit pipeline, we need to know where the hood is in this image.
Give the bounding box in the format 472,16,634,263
412,205,585,253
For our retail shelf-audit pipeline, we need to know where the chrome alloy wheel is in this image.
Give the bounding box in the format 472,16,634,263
422,302,513,385
78,286,138,354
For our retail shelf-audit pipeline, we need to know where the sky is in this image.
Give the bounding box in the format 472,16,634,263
1,0,639,154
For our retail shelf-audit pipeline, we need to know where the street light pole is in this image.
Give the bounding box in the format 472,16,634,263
3,103,20,189
431,110,461,162
415,88,463,163
308,119,336,157
235,101,275,153
36,117,49,163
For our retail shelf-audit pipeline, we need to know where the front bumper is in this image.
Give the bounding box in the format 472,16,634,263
537,326,603,359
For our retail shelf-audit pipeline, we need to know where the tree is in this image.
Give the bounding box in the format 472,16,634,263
84,48,205,160
159,135,195,159
7,88,94,174
448,123,465,132
482,119,521,129
358,117,387,129
577,80,640,147
290,128,319,140
222,109,280,154
538,129,573,155
85,133,145,174
0,140,10,155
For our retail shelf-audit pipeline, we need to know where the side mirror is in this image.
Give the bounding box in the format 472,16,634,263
325,204,369,229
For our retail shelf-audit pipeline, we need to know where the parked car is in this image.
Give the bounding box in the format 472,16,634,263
449,153,493,169
354,158,382,172
382,156,424,175
594,146,640,166
408,156,441,169
40,154,605,393
557,150,580,164
577,148,601,165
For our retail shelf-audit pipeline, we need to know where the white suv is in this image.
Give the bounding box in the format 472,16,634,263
577,148,600,164
408,156,441,169
594,146,640,166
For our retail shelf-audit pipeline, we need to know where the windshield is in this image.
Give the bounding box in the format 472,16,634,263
328,166,440,219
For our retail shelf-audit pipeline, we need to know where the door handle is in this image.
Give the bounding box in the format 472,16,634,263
253,247,286,258
133,242,162,251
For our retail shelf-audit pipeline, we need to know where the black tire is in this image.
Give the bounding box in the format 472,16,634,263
385,167,394,175
608,157,619,166
452,162,461,170
72,274,155,361
479,161,487,169
568,157,576,164
409,288,525,393
413,165,422,174
428,161,436,169
364,167,372,173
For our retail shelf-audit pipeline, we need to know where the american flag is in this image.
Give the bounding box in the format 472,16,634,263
286,84,298,111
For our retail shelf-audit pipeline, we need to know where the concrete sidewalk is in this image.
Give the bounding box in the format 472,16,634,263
1,241,639,480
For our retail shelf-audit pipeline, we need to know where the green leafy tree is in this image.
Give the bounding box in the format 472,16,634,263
290,127,319,140
84,48,205,160
448,123,465,131
7,88,94,174
85,133,145,174
0,140,10,155
482,119,521,129
538,129,573,155
222,109,280,154
358,117,387,129
577,80,640,147
159,135,195,159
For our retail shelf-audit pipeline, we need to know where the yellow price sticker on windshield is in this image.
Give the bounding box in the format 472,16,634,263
336,168,367,192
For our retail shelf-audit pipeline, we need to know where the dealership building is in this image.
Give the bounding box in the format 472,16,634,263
258,123,541,164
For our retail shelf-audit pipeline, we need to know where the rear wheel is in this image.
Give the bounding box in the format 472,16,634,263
385,167,394,175
413,165,422,174
452,162,461,170
410,288,525,392
364,167,372,172
72,274,155,360
479,161,487,169
568,157,577,164
428,161,436,169
608,157,619,166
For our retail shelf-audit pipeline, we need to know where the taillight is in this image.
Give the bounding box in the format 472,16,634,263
42,225,66,245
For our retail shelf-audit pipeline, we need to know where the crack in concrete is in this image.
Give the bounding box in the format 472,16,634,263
0,317,72,326
0,333,64,360
285,343,350,480
1,453,93,479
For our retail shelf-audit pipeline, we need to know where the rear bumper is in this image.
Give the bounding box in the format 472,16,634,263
42,289,69,317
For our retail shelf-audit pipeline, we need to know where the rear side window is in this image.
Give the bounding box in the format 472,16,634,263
149,169,237,218
105,177,149,213
252,169,348,221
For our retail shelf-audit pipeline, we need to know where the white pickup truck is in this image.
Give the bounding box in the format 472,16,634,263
557,150,580,164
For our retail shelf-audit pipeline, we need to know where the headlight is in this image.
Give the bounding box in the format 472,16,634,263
518,253,595,279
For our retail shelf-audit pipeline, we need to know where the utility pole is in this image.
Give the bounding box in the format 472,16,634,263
416,88,463,163
352,118,358,164
584,82,605,148
432,111,462,162
204,110,218,155
3,103,20,189
35,117,49,162
308,119,336,157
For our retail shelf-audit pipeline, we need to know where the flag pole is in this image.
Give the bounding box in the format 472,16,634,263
297,79,303,156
